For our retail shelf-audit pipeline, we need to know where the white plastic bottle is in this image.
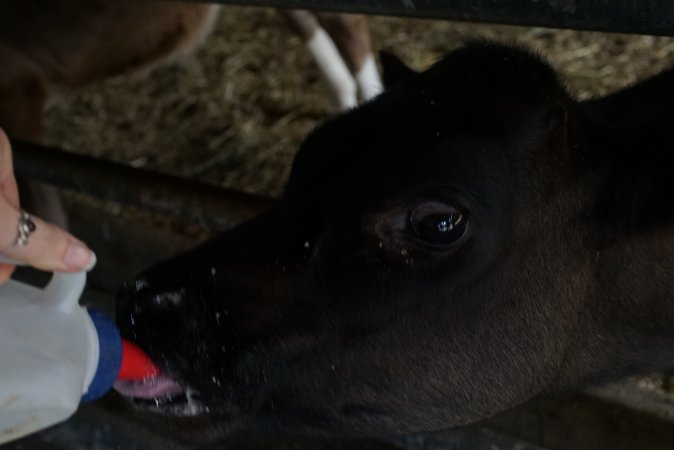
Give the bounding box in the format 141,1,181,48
0,271,123,444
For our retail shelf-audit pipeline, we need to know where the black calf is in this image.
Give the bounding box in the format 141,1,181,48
116,42,674,438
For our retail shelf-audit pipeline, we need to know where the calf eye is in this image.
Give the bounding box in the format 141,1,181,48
409,202,468,246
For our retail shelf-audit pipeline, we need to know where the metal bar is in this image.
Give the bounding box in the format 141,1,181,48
11,140,274,230
197,0,674,36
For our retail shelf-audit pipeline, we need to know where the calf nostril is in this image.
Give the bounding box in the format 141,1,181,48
133,278,150,292
151,288,186,308
117,281,187,312
118,278,151,297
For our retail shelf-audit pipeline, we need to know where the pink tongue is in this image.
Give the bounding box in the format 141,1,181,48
113,374,185,399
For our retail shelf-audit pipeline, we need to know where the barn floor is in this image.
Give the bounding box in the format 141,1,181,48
21,3,674,449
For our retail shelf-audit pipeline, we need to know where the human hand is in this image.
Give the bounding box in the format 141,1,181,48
0,129,96,283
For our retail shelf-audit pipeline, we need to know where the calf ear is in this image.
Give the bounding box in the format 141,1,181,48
379,51,417,90
593,113,674,235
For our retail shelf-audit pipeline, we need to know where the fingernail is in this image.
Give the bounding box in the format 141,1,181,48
64,241,97,271
85,251,97,272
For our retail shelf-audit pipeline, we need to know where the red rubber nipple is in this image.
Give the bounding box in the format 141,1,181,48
117,339,161,380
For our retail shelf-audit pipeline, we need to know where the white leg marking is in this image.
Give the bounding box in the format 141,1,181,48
307,28,358,110
171,5,221,67
355,54,383,101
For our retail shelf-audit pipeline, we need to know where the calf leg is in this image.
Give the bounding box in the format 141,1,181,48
280,9,358,110
315,12,383,102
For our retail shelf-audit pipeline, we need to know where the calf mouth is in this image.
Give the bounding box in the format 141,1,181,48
114,281,214,417
113,363,209,417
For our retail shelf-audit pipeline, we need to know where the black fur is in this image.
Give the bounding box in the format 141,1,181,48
117,42,674,438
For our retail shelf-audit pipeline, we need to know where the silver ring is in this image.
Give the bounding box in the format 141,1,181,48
14,211,36,247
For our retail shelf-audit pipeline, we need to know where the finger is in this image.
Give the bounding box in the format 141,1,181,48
0,200,96,272
0,128,12,180
0,263,15,284
0,129,19,208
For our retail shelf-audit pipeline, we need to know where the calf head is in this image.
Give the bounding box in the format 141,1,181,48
116,42,674,437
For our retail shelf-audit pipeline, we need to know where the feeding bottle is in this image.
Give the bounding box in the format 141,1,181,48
0,271,159,444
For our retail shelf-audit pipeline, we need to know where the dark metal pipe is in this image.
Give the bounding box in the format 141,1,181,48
196,0,674,36
12,140,275,230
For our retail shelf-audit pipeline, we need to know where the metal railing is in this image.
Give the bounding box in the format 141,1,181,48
194,0,674,36
12,140,273,230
